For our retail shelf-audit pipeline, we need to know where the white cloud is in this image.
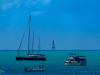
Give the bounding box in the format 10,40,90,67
1,2,13,10
0,0,51,11
25,0,51,7
0,0,22,11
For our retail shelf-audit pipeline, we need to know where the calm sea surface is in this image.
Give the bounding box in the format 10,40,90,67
0,50,100,75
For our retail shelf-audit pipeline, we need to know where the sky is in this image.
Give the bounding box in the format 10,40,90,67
0,0,100,50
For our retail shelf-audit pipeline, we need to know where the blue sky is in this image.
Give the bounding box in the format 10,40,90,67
0,0,100,50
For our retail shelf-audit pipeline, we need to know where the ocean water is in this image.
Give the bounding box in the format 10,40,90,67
0,50,100,75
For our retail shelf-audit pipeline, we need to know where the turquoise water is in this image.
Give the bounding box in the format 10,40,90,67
0,50,100,75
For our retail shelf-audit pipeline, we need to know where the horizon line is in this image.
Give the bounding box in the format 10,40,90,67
0,49,100,51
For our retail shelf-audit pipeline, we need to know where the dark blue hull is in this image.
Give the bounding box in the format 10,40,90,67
16,56,46,61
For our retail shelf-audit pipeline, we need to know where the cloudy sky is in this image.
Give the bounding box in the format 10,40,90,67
0,0,100,50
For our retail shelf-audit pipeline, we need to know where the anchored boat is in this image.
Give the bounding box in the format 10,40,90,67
16,15,46,61
24,64,45,72
64,53,86,66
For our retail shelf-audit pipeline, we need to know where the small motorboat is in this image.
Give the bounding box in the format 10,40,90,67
64,53,86,66
24,64,45,72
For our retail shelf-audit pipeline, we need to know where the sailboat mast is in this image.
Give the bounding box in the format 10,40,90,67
38,37,40,50
28,15,31,54
32,32,34,51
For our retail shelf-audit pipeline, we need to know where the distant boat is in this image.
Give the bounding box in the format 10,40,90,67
51,40,55,50
24,64,45,72
64,53,86,66
16,15,46,61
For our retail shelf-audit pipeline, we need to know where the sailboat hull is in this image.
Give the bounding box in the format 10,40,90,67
16,55,46,61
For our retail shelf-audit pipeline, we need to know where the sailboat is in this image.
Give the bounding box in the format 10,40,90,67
52,40,55,50
16,15,46,61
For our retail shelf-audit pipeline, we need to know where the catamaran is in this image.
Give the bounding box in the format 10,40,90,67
16,15,46,61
